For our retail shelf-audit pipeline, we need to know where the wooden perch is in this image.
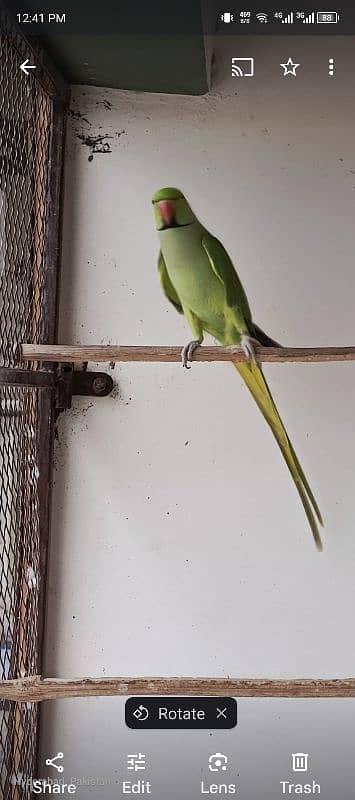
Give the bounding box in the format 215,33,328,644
21,344,355,364
2,676,355,702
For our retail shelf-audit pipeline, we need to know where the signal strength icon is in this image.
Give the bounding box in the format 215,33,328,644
256,12,268,23
282,12,294,23
303,11,315,24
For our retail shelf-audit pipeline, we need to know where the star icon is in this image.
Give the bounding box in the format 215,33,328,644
280,57,300,77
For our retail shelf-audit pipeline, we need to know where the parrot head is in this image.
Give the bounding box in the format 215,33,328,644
152,188,196,230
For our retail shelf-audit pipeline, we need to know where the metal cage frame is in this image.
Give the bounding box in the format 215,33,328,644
0,4,68,795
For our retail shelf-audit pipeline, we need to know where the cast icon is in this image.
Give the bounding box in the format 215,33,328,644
231,57,254,78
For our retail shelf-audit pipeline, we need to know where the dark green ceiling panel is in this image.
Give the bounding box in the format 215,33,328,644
39,34,208,95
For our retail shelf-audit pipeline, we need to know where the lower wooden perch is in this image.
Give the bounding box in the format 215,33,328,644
1,676,355,702
21,344,355,364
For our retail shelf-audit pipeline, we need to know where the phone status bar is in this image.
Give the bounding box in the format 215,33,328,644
219,11,340,27
216,8,355,33
10,2,355,35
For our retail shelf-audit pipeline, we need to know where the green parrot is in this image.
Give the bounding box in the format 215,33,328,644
152,187,323,550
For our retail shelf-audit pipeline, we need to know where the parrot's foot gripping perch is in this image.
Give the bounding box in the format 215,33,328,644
241,334,260,363
181,339,202,369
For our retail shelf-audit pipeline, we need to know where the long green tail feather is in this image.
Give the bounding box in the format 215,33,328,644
248,360,323,526
234,361,323,550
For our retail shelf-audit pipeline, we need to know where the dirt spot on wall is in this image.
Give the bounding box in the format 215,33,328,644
67,108,91,125
76,133,113,161
96,99,113,111
68,96,127,160
75,130,126,161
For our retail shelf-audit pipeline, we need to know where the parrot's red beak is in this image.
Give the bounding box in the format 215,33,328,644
158,199,175,225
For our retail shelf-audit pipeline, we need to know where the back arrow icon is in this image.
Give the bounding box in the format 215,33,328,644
20,59,37,75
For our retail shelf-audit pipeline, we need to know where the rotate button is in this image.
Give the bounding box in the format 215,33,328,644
125,697,237,729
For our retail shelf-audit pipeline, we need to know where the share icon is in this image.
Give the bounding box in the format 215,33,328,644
45,752,64,773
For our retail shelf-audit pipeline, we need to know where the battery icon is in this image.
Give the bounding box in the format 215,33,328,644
316,12,339,23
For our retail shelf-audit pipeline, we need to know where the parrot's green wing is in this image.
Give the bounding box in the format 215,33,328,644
158,250,183,314
202,232,252,325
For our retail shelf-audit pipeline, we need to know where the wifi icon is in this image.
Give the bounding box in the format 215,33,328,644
256,12,268,23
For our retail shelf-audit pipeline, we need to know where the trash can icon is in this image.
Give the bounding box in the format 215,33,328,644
292,753,309,772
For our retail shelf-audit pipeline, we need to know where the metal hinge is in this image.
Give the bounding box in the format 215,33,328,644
0,365,114,416
55,365,113,415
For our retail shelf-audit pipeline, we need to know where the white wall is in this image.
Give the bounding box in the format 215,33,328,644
45,35,355,684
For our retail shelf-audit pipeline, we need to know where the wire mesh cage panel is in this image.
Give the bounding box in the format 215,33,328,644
0,31,52,368
0,5,67,796
0,386,41,798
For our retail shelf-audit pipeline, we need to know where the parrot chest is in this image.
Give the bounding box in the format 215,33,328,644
160,228,225,323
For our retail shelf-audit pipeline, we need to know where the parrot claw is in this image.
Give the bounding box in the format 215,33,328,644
181,340,202,369
241,334,259,363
